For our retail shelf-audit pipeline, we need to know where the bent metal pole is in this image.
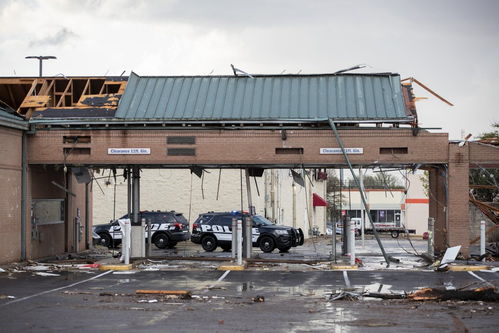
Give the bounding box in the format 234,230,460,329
329,119,391,267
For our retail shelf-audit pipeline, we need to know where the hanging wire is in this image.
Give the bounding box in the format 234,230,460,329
188,172,193,223
201,170,205,200
302,166,317,254
254,176,260,197
216,169,222,201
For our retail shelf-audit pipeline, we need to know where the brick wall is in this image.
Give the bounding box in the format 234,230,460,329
447,143,471,256
28,128,449,166
429,166,447,253
0,126,22,264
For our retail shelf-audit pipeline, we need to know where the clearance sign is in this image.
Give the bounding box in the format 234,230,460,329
108,148,151,155
320,148,363,154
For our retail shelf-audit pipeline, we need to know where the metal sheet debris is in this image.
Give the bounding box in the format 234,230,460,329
441,245,462,265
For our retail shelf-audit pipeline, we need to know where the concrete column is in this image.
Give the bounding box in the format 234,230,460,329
130,166,144,258
447,143,470,257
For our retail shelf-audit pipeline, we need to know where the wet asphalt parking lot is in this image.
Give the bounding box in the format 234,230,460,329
1,267,498,332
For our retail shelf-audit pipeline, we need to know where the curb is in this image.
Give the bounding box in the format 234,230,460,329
218,265,246,271
331,265,358,270
99,264,133,271
447,265,489,272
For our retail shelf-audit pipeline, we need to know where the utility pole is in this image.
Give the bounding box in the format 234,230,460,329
25,55,57,77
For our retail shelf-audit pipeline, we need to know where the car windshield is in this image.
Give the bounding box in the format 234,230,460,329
252,215,273,226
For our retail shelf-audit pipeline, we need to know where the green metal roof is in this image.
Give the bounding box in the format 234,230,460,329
116,72,412,123
0,107,28,130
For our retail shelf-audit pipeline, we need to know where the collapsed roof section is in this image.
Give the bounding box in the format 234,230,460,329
0,77,127,119
116,72,416,126
0,72,419,128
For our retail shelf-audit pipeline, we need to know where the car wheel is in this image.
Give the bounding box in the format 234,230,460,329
259,236,275,253
98,233,113,248
278,246,291,253
391,231,399,238
153,233,171,249
202,235,217,252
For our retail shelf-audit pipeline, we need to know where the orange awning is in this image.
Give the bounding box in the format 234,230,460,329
313,193,328,207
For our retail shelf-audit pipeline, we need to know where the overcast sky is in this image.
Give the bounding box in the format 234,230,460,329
1,0,498,139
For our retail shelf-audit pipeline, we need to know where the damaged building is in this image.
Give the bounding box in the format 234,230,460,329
0,72,498,264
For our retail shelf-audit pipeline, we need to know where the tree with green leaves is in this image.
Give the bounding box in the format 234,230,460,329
470,122,499,202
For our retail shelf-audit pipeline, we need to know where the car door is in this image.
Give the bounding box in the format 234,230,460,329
215,216,233,241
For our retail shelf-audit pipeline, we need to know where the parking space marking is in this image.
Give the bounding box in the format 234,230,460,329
343,270,351,288
467,271,495,287
206,270,230,291
217,270,231,282
0,270,114,307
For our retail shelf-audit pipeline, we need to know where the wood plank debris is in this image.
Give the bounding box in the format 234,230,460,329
408,287,498,302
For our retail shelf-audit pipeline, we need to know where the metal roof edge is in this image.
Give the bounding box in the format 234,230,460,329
0,112,29,130
129,72,400,79
28,117,414,125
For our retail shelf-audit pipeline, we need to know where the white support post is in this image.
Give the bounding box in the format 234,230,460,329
428,217,435,258
232,217,237,259
359,167,365,248
349,218,356,265
119,218,131,265
480,220,486,258
237,219,243,266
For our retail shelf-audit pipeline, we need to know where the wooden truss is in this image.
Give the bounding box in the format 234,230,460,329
0,77,127,118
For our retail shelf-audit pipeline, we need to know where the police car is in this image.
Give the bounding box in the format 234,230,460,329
191,212,304,253
93,211,190,249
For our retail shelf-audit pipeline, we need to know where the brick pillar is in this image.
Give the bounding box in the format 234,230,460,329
447,143,470,257
428,166,447,253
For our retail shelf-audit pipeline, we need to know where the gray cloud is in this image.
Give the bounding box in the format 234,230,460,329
110,0,499,34
29,27,77,47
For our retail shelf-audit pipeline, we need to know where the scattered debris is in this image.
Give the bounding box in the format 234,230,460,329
34,272,60,277
191,295,225,301
0,268,5,273
112,271,137,275
0,295,16,299
408,287,498,302
252,295,265,302
62,291,92,295
138,299,158,303
136,290,191,298
24,265,51,271
444,282,456,290
363,292,406,300
329,291,362,301
99,292,118,297
441,245,461,265
355,258,364,267
486,242,499,257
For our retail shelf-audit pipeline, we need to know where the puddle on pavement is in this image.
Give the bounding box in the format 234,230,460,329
288,305,357,333
361,282,393,293
235,282,332,298
62,272,80,281
117,278,138,284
